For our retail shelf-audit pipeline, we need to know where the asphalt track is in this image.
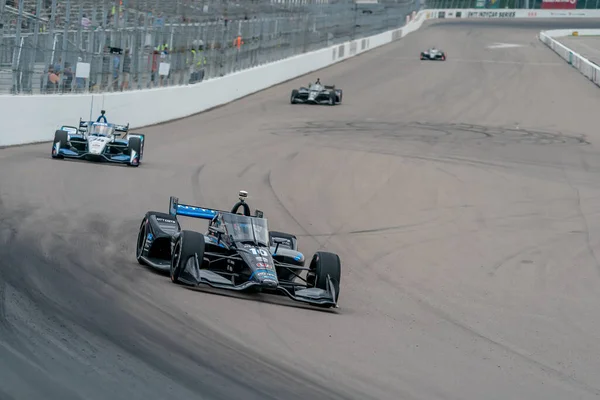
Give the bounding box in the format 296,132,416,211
558,35,600,65
2,17,600,400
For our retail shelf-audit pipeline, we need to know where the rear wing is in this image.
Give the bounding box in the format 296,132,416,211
169,196,220,220
77,119,129,136
114,124,129,136
59,125,79,135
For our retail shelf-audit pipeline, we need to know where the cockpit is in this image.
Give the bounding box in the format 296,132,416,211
89,123,114,137
222,213,269,246
309,83,323,91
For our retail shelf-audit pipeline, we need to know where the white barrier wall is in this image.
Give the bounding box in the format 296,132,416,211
539,29,600,87
3,8,600,147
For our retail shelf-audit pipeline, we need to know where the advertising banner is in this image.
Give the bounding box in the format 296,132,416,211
541,0,577,9
467,10,516,17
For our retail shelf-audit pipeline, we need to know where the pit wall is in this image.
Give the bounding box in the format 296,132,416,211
3,8,600,147
538,29,600,87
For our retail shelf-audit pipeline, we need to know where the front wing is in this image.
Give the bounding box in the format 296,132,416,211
176,255,338,308
53,143,137,164
292,92,341,105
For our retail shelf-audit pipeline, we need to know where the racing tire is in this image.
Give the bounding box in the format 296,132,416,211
269,231,298,251
51,129,69,159
136,218,149,266
307,251,341,304
328,92,336,106
170,230,205,284
127,136,142,167
337,90,343,105
291,89,298,104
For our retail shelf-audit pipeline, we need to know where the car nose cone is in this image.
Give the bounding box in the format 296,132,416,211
261,279,277,288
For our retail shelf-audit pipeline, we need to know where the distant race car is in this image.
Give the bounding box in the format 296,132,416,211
420,47,446,61
51,119,145,167
135,190,342,308
290,79,342,105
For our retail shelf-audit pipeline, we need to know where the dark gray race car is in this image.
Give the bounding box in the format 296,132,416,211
290,80,342,105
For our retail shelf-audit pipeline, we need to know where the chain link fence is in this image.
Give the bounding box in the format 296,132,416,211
0,0,420,95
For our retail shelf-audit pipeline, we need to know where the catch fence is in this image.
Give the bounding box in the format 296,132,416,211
0,0,419,94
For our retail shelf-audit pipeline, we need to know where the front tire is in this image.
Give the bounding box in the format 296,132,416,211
307,251,341,304
51,129,69,159
170,230,205,284
291,89,298,104
136,218,149,265
127,136,142,167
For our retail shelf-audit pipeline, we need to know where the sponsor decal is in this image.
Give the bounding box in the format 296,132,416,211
256,256,269,262
249,248,269,257
156,217,176,223
541,0,577,9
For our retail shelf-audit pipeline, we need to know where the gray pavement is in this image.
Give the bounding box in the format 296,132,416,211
2,17,600,400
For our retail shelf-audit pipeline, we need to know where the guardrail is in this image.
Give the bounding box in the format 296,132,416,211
539,29,600,87
3,8,600,148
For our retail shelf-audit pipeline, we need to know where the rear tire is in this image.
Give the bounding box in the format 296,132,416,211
307,251,341,303
51,129,69,159
170,230,205,284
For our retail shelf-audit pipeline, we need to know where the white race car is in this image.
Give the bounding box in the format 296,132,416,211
51,120,145,167
420,47,446,61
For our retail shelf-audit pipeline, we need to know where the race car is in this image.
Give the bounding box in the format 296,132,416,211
420,47,446,61
51,119,145,167
290,79,342,105
135,190,341,308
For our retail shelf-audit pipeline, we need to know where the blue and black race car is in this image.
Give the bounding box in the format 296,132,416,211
135,191,342,308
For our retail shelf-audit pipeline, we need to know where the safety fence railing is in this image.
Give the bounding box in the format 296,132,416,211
539,30,600,87
0,0,419,95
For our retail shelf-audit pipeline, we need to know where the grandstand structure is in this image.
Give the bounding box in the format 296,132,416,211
0,0,419,94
